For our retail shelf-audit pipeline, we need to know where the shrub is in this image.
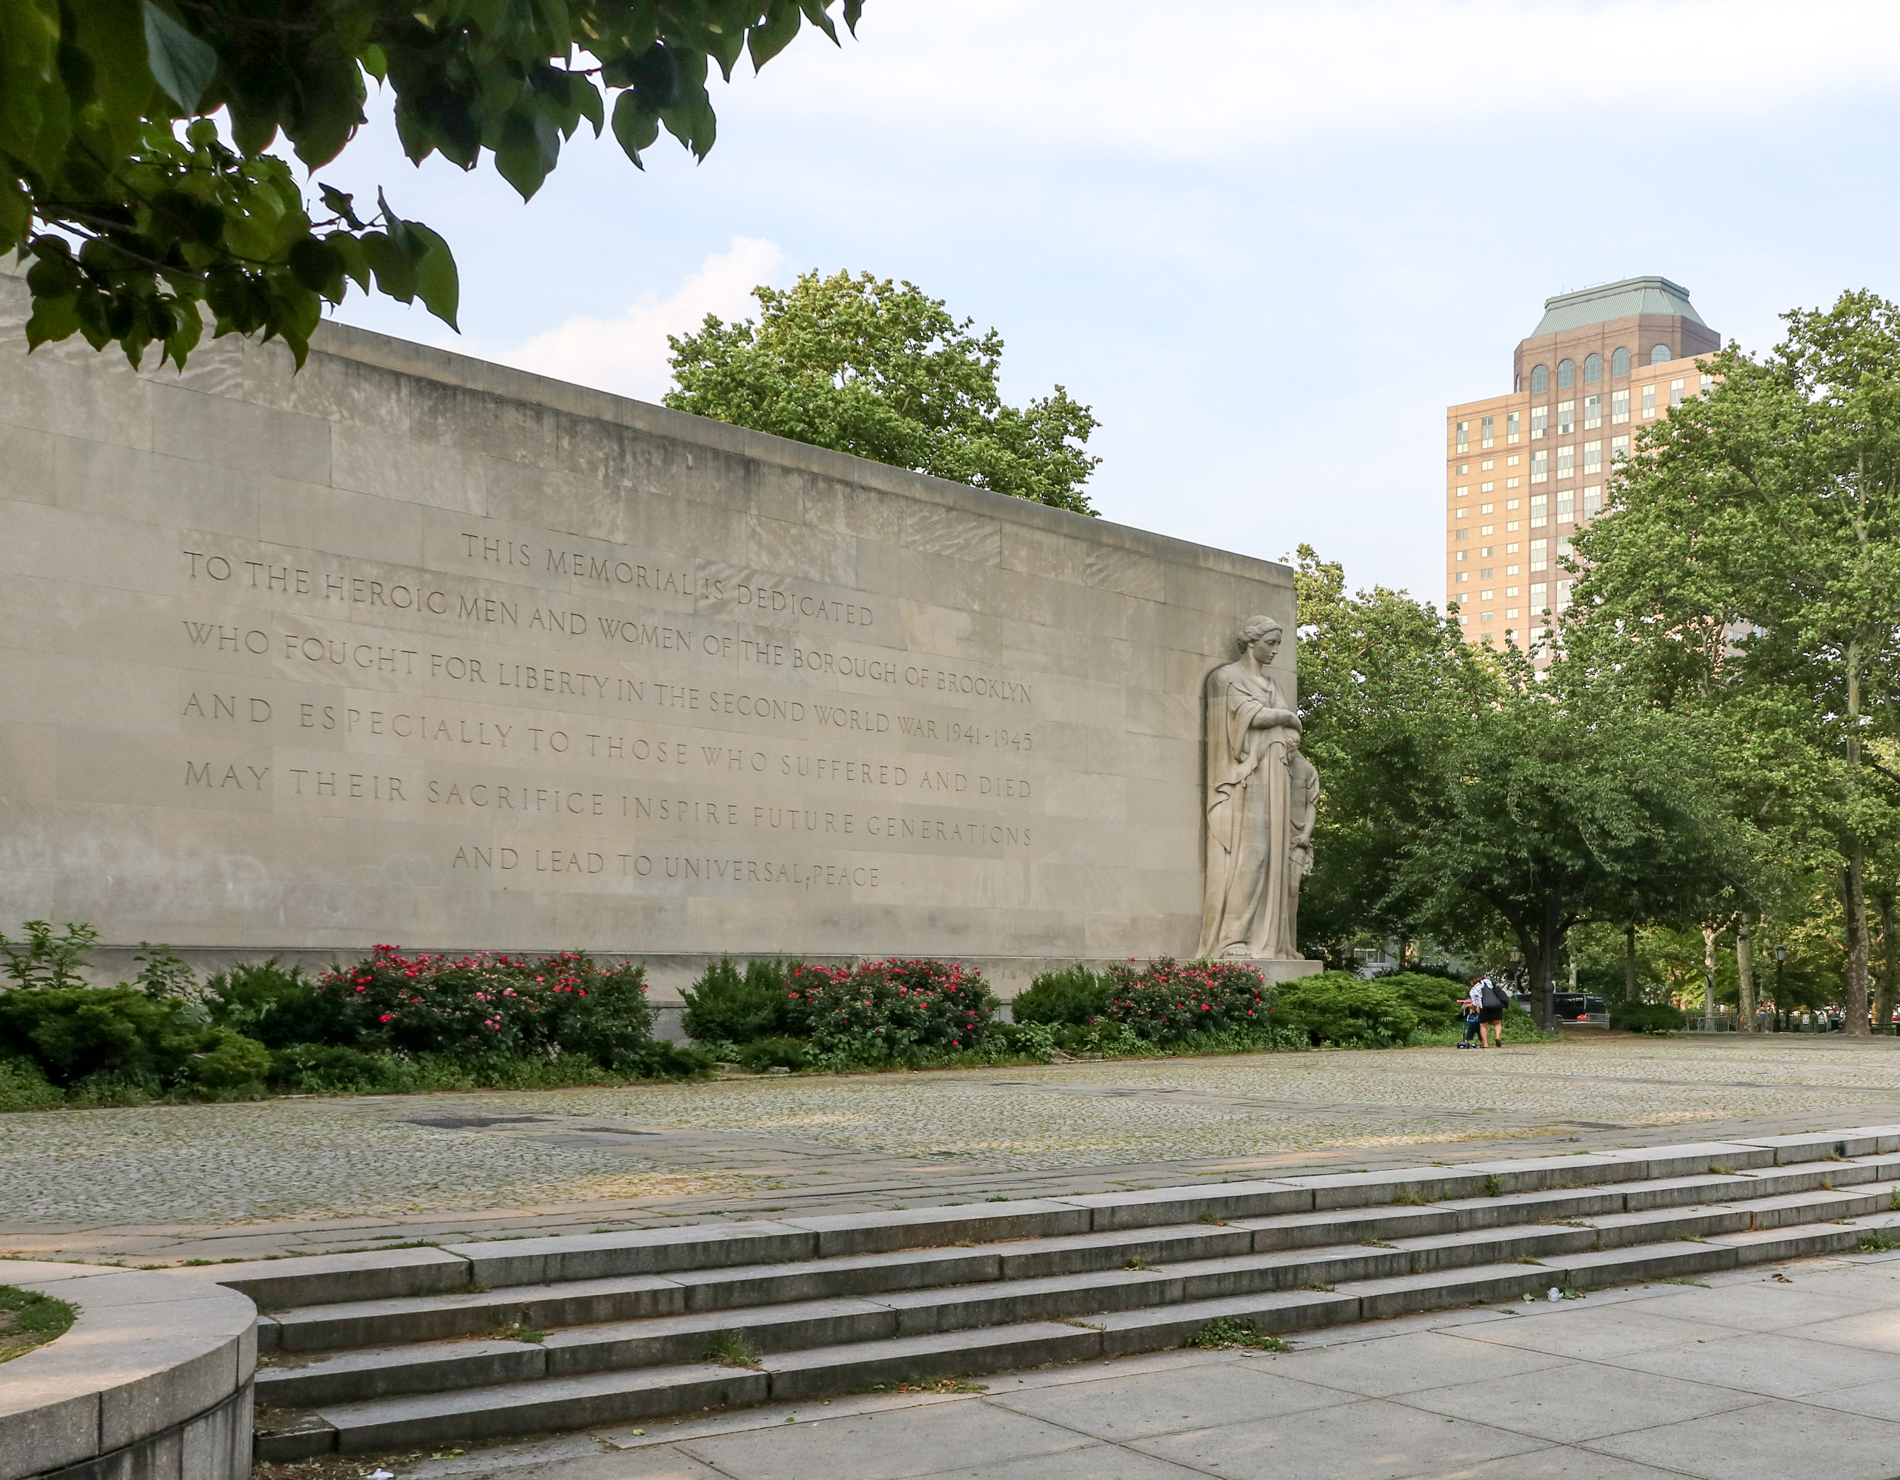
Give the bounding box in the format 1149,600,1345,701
204,959,339,1049
314,947,656,1066
1100,959,1269,1043
733,1036,809,1071
186,1027,273,1091
0,985,206,1086
784,959,998,1061
991,1020,1058,1062
0,1057,62,1112
1011,967,1111,1027
1273,972,1419,1048
1611,1000,1686,1035
681,957,792,1044
0,921,98,990
1378,972,1468,1032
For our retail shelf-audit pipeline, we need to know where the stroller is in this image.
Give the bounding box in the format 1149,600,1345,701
1457,993,1482,1048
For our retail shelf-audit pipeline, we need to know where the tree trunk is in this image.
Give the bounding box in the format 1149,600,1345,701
1530,896,1562,1031
1877,887,1896,1036
1735,915,1755,1033
1843,852,1872,1036
1624,924,1639,1004
1702,925,1719,1031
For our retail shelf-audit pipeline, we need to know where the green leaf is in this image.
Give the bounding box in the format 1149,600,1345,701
610,87,659,166
406,221,459,331
748,2,802,70
287,237,344,300
140,1,216,113
493,108,559,199
23,289,78,349
359,230,415,302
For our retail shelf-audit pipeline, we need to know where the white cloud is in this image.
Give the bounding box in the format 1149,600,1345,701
493,236,787,402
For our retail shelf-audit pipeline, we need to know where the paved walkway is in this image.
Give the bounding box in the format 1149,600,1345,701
13,1035,1900,1265
265,1247,1900,1480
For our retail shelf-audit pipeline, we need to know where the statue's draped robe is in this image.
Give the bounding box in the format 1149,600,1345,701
1198,662,1301,959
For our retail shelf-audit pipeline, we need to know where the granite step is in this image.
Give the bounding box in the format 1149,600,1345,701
257,1209,1900,1458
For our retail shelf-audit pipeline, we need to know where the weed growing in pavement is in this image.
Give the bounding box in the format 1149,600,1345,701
703,1331,762,1368
1483,1174,1504,1197
492,1324,544,1344
1890,1187,1900,1213
1858,1229,1898,1254
1124,1255,1156,1272
1197,1209,1226,1225
865,1376,987,1394
1183,1317,1290,1352
1302,1282,1335,1293
1361,1239,1396,1248
1514,1257,1544,1266
1708,1163,1735,1176
1392,1186,1437,1206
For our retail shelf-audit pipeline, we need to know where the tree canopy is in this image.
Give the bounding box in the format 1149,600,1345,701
1567,289,1900,1034
665,269,1102,514
2,0,861,368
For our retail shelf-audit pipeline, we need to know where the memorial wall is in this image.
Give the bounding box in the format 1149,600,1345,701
0,276,1303,995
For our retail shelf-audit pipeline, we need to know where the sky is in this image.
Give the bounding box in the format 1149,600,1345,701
323,0,1900,605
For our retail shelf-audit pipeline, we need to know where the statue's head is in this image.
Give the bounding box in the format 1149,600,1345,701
1237,615,1283,662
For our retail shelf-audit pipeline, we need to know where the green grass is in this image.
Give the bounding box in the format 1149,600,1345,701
493,1323,545,1344
703,1330,762,1368
0,1286,75,1361
1182,1317,1290,1352
1858,1229,1898,1254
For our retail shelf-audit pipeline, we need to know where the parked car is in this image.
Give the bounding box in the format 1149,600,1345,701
1551,992,1608,1025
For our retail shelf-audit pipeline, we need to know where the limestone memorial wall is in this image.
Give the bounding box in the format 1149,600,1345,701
0,275,1301,996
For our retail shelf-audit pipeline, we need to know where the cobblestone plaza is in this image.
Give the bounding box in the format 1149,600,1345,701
13,1036,1900,1265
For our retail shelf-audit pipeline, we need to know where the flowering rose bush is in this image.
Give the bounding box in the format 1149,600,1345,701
1100,959,1269,1042
782,959,998,1061
316,947,655,1066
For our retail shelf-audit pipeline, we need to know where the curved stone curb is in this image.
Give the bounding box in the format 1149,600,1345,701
0,1263,256,1480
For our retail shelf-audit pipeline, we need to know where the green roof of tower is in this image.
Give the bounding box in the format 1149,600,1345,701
1529,277,1706,338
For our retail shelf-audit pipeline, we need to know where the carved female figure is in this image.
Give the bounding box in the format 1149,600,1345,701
1197,616,1315,960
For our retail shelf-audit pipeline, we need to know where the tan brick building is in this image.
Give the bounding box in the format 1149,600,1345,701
1445,277,1720,655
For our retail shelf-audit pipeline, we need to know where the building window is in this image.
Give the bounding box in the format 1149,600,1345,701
1480,546,1493,557
1480,611,1495,624
1506,477,1520,488
1611,388,1629,424
1583,485,1603,516
1480,524,1494,535
1481,415,1495,448
1700,373,1714,396
1480,589,1495,601
1455,571,1468,582
1557,401,1575,435
1642,384,1656,417
1583,441,1601,474
1557,536,1574,560
1530,450,1548,483
1530,364,1549,394
1670,378,1685,408
1506,540,1521,551
1557,445,1575,479
1557,359,1576,389
1480,482,1494,493
1479,566,1494,578
1455,549,1467,561
1650,344,1669,365
1480,502,1495,514
1455,528,1469,541
1557,491,1574,521
1506,411,1520,443
1530,538,1548,570
1454,505,1469,517
1481,459,1495,471
1531,580,1548,604
1531,406,1548,439
1456,420,1469,452
1612,346,1630,378
1611,434,1629,461
1530,494,1548,522
1584,394,1602,430
1584,353,1602,384
1557,578,1574,606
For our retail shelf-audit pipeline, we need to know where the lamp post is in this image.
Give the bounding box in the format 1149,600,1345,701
1775,945,1787,1032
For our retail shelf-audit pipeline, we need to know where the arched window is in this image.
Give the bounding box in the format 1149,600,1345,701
1584,353,1602,383
1557,359,1575,389
1530,364,1548,395
1651,343,1671,365
1611,346,1630,378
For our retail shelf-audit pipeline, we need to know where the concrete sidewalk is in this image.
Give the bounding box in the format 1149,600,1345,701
317,1248,1900,1480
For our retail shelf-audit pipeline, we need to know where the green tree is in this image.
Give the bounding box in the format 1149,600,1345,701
1569,290,1900,1035
2,0,861,368
1290,545,1492,964
665,269,1101,513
